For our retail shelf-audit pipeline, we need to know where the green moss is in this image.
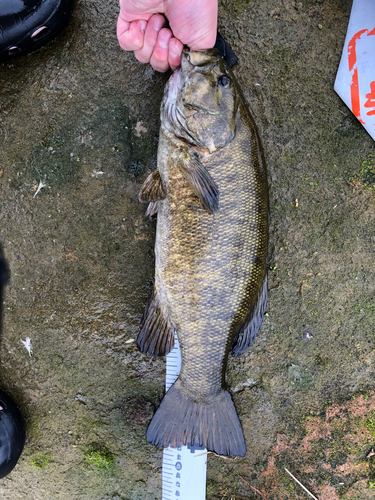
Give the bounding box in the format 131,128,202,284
30,453,52,470
365,411,375,438
348,154,375,190
224,0,253,14
84,445,114,474
361,155,375,189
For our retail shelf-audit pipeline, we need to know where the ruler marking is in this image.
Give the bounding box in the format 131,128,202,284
162,332,207,500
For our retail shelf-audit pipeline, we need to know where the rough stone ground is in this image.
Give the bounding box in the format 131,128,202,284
0,0,374,499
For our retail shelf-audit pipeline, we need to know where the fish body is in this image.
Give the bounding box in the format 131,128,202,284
138,49,268,457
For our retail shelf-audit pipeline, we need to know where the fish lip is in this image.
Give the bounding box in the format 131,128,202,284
167,67,181,103
180,48,196,71
181,47,220,68
181,47,191,62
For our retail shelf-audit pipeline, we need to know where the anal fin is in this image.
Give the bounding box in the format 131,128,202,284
145,201,158,217
137,288,175,357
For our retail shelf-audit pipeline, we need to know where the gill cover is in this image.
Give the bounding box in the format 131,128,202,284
165,49,239,154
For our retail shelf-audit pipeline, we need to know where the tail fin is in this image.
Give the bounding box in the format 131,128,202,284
147,379,246,457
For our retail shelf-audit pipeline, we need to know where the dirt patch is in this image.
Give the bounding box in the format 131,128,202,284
260,392,375,499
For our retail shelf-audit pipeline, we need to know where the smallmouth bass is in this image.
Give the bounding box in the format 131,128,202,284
137,48,268,457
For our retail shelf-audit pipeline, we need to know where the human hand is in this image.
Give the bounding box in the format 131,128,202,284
117,0,218,72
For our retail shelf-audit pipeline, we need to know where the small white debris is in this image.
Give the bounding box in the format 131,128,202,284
303,328,313,340
125,338,135,344
284,468,318,500
255,83,261,86
75,394,88,403
21,337,32,356
91,170,105,177
232,378,257,393
33,175,48,198
134,121,147,137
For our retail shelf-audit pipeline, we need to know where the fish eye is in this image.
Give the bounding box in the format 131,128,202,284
218,75,231,87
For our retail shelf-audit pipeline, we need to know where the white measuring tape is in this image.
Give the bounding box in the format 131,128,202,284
161,333,207,500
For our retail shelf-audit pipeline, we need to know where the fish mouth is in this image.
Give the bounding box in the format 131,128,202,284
181,47,220,68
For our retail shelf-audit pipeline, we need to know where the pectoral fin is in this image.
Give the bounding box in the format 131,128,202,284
179,158,219,213
139,170,166,203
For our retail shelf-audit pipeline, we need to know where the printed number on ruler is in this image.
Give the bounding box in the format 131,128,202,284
163,444,207,500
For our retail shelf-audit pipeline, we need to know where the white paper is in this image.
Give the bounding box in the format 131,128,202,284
334,0,375,140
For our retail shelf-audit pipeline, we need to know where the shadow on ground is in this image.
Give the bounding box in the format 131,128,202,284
0,0,374,499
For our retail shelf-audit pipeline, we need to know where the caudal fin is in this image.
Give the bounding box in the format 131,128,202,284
146,379,246,457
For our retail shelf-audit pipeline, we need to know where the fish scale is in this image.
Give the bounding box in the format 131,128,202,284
138,48,268,456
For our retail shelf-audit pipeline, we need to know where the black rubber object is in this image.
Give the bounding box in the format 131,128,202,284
0,0,75,59
0,390,25,479
214,31,239,67
0,256,8,286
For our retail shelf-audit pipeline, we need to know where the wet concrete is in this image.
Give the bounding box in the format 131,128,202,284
0,0,374,498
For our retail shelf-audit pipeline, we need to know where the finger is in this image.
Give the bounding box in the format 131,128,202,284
166,0,218,50
188,26,217,51
117,19,147,52
150,28,172,73
168,37,184,71
134,14,166,64
116,15,130,48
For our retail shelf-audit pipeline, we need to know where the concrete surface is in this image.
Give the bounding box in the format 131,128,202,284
1,0,374,498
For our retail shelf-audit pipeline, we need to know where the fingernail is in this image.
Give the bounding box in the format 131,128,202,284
170,41,180,57
158,31,170,49
153,16,164,32
140,20,147,33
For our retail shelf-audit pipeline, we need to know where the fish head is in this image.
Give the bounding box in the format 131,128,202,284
163,48,239,154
